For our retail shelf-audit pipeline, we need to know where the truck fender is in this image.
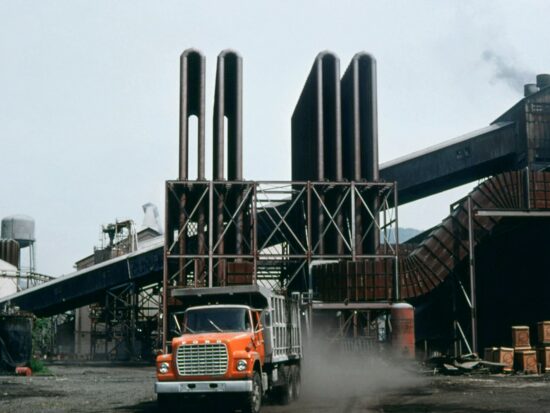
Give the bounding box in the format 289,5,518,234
233,350,262,374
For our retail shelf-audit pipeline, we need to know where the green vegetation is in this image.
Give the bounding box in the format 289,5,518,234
30,317,53,375
32,317,54,356
29,357,50,374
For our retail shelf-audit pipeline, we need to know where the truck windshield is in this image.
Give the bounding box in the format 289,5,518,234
184,307,251,333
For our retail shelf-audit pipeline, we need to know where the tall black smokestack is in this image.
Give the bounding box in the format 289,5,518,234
178,48,206,286
213,50,244,277
179,49,206,180
342,52,380,254
213,49,243,181
291,51,342,255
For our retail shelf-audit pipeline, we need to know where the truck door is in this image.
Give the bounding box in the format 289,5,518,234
252,310,265,363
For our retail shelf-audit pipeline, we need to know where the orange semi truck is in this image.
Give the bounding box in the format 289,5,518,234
155,285,303,413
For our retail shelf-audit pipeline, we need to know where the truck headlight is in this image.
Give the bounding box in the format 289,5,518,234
236,359,247,371
159,362,170,374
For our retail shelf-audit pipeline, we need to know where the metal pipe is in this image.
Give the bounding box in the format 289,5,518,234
393,182,400,301
319,53,344,255
342,53,380,254
252,184,258,283
359,53,379,255
179,49,206,180
214,50,244,261
208,181,214,288
341,52,379,254
214,49,243,181
162,184,171,352
357,53,379,182
467,197,478,353
213,56,225,181
300,52,341,254
179,49,206,287
319,53,342,182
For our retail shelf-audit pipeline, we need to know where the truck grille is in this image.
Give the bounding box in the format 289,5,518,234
176,343,228,376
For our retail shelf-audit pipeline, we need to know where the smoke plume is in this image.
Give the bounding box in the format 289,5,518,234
482,50,535,93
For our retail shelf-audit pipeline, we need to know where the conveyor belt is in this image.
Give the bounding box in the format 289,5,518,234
379,122,518,205
0,240,163,316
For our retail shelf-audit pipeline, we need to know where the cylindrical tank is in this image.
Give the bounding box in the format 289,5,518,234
1,215,35,248
0,240,20,268
0,314,33,369
524,83,539,97
536,74,550,90
391,303,415,358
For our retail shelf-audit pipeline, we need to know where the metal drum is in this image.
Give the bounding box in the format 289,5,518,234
391,303,415,358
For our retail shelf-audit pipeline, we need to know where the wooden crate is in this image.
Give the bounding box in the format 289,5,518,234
514,350,538,374
495,347,514,372
537,347,550,373
538,321,550,345
512,326,531,350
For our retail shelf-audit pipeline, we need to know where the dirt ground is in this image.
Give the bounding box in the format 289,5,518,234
1,363,550,413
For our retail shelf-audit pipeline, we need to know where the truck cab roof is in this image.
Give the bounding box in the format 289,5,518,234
171,284,281,311
186,304,253,311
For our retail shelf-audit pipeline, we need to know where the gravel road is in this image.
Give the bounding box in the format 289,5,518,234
2,363,550,412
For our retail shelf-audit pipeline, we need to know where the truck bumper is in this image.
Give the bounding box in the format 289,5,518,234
155,380,253,394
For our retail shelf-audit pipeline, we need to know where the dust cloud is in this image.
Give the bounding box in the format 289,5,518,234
299,339,424,405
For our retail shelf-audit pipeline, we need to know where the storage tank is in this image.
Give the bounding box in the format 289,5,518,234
1,215,35,248
0,259,18,298
391,303,415,358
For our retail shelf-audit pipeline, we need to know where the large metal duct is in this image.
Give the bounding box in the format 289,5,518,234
178,49,206,285
319,53,344,255
291,51,343,255
341,53,380,254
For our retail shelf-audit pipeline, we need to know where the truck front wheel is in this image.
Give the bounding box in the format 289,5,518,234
242,371,262,413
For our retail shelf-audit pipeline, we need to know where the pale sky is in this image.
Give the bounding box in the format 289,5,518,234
1,1,549,276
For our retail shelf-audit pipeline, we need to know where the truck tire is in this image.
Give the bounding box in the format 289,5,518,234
277,367,295,405
242,371,262,413
291,365,301,401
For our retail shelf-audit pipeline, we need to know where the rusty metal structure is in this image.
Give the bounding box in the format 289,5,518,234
379,75,550,355
3,50,550,358
162,50,399,350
